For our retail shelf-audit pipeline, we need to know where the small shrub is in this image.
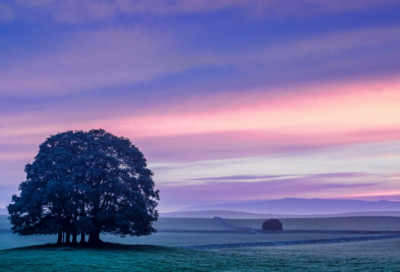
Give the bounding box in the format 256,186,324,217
262,219,283,231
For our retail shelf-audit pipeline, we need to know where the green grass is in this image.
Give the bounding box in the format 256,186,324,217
1,239,400,271
102,232,381,247
222,238,400,271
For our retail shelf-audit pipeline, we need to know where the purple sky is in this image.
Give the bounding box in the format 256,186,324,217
1,0,400,211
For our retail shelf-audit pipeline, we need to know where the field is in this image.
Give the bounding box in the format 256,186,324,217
1,215,400,271
226,217,400,231
1,239,400,271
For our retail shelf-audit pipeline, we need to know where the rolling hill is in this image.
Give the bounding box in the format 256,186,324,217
161,210,400,219
178,198,400,215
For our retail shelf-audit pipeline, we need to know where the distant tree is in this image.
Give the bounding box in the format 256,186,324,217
262,219,283,231
8,129,160,245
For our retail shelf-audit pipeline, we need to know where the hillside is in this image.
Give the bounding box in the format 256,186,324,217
178,198,400,215
161,210,400,219
160,210,301,219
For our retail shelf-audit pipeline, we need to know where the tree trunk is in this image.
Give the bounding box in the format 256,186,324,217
72,212,78,245
72,230,77,245
57,231,62,245
66,232,71,245
79,232,86,244
88,229,101,245
79,209,86,244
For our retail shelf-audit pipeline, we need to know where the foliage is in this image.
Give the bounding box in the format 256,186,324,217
7,129,159,244
262,219,283,231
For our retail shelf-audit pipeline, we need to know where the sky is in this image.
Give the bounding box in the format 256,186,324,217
0,0,399,212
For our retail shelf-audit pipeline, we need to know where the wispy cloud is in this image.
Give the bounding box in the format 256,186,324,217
158,175,380,202
188,172,370,182
0,27,196,96
2,24,400,98
155,169,400,210
3,0,399,23
134,128,400,163
0,2,14,21
189,175,291,181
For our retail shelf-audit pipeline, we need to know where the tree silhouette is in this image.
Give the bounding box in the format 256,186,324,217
8,129,159,245
262,219,283,231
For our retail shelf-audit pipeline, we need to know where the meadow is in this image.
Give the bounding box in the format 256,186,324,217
1,215,400,271
226,217,400,231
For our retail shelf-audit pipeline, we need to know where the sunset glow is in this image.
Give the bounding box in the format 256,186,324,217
1,0,400,212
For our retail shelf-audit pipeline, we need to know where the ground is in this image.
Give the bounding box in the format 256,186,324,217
1,239,400,271
1,216,400,271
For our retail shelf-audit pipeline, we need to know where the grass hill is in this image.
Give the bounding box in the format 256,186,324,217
161,210,400,219
1,239,400,271
160,210,284,219
179,198,400,214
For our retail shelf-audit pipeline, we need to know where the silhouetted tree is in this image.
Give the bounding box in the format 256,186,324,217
8,129,159,245
262,219,283,231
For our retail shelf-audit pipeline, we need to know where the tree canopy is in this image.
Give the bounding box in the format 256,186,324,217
8,129,160,245
261,219,283,231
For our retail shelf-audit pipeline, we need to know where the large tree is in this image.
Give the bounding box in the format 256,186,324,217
8,129,160,245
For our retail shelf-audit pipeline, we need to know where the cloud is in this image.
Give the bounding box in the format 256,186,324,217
188,172,370,181
2,75,400,139
0,105,399,162
0,27,198,96
156,170,400,211
189,175,291,181
158,175,380,203
0,3,15,21
1,0,400,212
133,126,400,163
4,0,400,24
2,21,400,100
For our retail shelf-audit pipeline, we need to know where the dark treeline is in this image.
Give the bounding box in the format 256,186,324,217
7,129,159,245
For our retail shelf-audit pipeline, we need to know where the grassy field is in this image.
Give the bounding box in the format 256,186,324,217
1,229,381,250
153,218,228,230
1,215,399,250
227,217,400,231
1,215,400,271
1,239,400,271
2,215,400,231
102,232,382,247
0,216,228,231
